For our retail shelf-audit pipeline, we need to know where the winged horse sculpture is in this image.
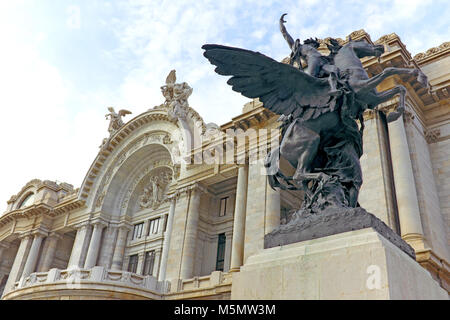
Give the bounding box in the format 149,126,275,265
202,17,427,212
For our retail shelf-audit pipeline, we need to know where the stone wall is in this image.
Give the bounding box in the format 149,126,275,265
429,123,450,251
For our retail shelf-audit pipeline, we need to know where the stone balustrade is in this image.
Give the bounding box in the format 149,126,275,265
12,266,170,295
5,269,232,300
170,271,232,293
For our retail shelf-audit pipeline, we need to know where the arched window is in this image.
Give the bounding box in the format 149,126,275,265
19,193,35,209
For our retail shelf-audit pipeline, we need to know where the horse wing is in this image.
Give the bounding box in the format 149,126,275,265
202,44,332,119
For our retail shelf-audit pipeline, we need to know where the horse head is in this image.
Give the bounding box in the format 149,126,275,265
345,39,384,59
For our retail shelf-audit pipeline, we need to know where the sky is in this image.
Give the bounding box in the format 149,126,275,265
0,0,449,213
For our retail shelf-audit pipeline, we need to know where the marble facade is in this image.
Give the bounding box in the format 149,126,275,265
0,30,449,300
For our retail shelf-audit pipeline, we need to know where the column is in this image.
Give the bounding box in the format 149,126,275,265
230,164,248,272
136,252,145,275
180,185,202,279
388,114,424,245
152,248,162,278
97,226,118,268
3,234,32,295
158,197,177,281
68,223,92,268
21,232,46,279
84,222,106,268
111,225,130,270
265,179,281,235
37,233,62,272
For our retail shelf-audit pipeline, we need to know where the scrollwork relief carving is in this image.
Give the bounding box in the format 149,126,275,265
424,128,441,144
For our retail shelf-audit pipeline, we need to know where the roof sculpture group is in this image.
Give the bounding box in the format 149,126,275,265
202,14,426,253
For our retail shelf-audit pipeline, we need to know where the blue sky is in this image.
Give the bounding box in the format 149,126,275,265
0,0,449,212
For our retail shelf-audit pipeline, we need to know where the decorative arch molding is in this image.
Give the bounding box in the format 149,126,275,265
79,109,183,210
7,179,41,210
18,193,35,209
93,142,176,214
98,143,174,218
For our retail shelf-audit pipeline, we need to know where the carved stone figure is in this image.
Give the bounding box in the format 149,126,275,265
100,107,132,149
202,14,427,253
138,170,173,210
106,107,132,135
161,70,193,120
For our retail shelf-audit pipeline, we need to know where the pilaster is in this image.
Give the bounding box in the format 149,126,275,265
230,164,248,272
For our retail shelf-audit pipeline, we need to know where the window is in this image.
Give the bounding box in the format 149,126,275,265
219,197,228,217
142,251,156,276
128,254,138,273
19,193,35,209
163,214,168,232
132,223,144,240
215,233,226,271
148,218,160,235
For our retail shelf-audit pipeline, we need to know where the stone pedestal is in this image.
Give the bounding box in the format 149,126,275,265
265,207,415,259
231,228,448,300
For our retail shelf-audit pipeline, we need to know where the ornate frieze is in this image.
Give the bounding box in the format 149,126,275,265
374,33,399,44
403,109,415,124
414,42,450,62
424,128,441,144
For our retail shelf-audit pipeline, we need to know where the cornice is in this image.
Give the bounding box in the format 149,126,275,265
414,42,450,64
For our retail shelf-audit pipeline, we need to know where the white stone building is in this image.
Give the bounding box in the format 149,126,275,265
0,30,448,300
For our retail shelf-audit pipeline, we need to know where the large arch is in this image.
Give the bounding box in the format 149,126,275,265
79,109,185,213
99,143,173,218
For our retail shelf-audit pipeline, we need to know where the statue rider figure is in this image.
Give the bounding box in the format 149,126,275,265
279,14,341,97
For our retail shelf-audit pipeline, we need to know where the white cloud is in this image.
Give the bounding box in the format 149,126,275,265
0,4,104,212
67,5,81,30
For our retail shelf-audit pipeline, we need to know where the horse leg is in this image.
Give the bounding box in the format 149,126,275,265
370,85,407,122
282,127,320,182
356,67,422,92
